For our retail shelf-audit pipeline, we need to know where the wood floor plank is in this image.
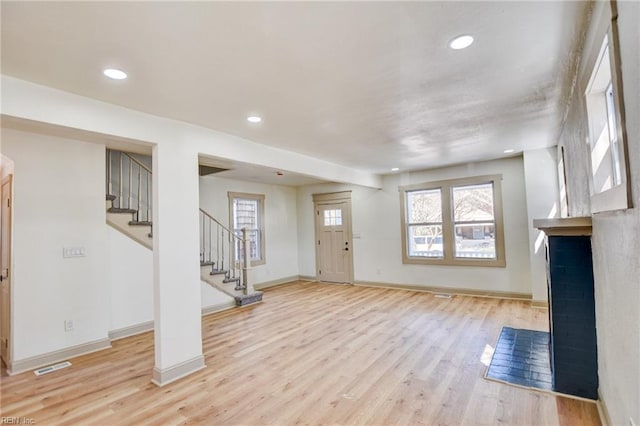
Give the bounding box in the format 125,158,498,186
0,281,601,425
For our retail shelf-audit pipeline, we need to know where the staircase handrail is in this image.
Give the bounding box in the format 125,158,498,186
199,208,251,294
199,208,241,242
122,151,152,174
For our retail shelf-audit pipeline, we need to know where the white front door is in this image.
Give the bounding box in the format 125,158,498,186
315,201,352,283
1,175,12,364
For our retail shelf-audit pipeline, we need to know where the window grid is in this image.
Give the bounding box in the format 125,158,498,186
229,193,265,265
400,175,505,267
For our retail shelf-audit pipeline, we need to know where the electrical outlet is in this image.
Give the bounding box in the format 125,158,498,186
64,320,74,332
63,246,86,258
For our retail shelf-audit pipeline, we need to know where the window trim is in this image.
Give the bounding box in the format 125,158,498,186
228,191,265,267
399,174,506,267
581,0,632,213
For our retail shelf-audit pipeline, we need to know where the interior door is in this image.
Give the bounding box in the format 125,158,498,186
315,201,352,283
1,175,12,364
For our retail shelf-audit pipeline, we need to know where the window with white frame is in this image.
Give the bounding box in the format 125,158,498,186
583,23,631,212
400,175,505,267
229,192,265,266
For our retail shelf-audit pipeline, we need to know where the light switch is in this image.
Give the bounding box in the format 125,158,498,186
63,247,86,258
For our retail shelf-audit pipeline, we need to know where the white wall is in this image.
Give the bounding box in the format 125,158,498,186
298,157,534,295
523,148,559,302
1,154,15,180
108,226,153,331
199,175,299,285
1,128,110,361
558,2,640,424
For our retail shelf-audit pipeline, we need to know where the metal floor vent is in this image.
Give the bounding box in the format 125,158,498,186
34,361,72,376
434,293,452,299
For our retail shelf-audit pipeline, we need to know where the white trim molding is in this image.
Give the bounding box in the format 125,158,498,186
152,355,205,387
354,280,532,301
108,321,154,341
201,300,236,316
8,338,111,376
253,275,302,290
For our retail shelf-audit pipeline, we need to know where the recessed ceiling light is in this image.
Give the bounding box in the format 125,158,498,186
504,149,515,154
449,35,474,50
247,116,262,123
391,167,400,172
103,68,127,80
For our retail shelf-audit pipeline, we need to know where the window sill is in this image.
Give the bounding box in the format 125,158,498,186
402,257,506,268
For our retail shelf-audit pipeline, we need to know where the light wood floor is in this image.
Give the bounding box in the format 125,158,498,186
0,281,600,425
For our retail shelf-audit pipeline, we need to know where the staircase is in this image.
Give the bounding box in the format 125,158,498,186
105,150,153,249
105,148,262,306
199,209,263,306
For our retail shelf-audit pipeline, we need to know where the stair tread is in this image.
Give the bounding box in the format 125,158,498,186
210,270,228,276
129,221,152,226
108,207,137,214
106,194,116,201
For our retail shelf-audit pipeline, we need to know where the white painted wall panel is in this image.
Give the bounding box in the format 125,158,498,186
1,128,110,360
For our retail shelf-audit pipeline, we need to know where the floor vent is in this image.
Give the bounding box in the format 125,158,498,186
434,293,452,299
34,361,72,376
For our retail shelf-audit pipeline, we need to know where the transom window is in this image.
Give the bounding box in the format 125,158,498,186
229,192,265,266
400,175,505,267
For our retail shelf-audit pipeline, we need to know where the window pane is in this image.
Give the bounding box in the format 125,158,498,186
605,83,622,186
408,225,443,258
234,199,258,229
234,229,260,261
407,189,442,223
452,183,494,221
323,209,342,226
454,223,496,259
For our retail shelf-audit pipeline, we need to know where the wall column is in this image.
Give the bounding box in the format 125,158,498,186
151,142,204,386
523,147,560,304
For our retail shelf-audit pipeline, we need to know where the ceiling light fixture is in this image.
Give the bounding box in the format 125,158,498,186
247,116,262,123
391,167,400,172
103,68,127,80
448,35,474,50
504,149,515,154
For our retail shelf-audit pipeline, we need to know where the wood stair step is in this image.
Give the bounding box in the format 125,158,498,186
108,207,137,214
129,221,152,226
106,194,116,201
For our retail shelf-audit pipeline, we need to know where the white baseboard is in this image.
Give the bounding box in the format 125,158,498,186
597,393,612,426
152,355,205,387
254,275,303,290
354,280,532,300
297,275,317,282
201,300,236,316
531,300,549,308
109,321,154,341
8,338,112,376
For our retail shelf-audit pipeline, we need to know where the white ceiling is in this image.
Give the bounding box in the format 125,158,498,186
1,1,589,181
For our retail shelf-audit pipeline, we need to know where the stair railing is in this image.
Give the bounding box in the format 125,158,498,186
106,149,152,223
199,208,250,293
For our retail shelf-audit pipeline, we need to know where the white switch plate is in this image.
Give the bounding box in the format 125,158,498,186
63,247,86,258
64,319,74,332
